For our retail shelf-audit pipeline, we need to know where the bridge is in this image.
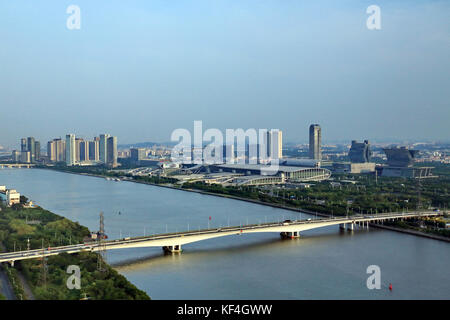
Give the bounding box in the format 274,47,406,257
0,163,35,169
0,211,442,266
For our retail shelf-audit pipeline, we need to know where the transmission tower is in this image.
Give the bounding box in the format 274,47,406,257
97,212,107,272
39,240,48,287
417,177,422,211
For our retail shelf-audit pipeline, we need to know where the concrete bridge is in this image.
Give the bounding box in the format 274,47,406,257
0,211,442,266
0,163,35,169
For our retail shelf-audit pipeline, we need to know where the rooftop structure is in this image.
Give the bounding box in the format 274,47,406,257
210,163,331,182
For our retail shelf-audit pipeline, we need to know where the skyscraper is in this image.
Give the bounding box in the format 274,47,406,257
267,130,283,160
66,134,76,166
21,138,27,152
99,134,110,164
47,140,56,162
89,139,99,161
107,136,118,167
309,124,322,160
27,137,35,162
34,141,40,161
80,140,90,162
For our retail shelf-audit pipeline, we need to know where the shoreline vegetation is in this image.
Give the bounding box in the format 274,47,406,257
0,202,150,300
37,164,450,242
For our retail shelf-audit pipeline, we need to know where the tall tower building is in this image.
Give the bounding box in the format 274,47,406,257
89,139,99,161
27,137,36,162
21,138,27,152
267,130,283,160
99,134,110,164
34,141,41,161
107,136,118,167
309,124,322,160
75,138,84,162
65,134,76,166
80,140,90,162
56,138,66,162
47,141,57,162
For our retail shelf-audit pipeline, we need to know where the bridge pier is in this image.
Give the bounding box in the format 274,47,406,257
339,223,347,230
9,260,14,267
347,223,354,231
280,231,300,239
163,245,182,254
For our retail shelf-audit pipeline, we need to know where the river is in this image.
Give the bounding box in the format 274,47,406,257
0,168,448,299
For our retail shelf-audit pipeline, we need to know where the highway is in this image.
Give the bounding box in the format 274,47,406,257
0,211,442,264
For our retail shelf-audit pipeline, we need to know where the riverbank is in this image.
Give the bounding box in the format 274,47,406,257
369,223,450,242
0,202,150,300
40,166,450,240
40,166,331,217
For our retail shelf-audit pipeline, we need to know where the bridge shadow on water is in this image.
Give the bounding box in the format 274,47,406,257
111,226,378,272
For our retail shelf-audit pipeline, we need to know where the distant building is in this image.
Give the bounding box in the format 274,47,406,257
80,140,90,162
21,138,27,152
267,130,283,160
130,148,146,163
12,150,20,162
309,124,322,160
89,139,99,161
34,141,41,161
383,147,419,168
99,134,110,164
223,144,234,163
349,140,372,163
27,137,35,162
20,151,31,163
66,134,76,166
6,189,20,207
332,162,376,174
107,136,118,167
382,147,435,178
18,137,40,163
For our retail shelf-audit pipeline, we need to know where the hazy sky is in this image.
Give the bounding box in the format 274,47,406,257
0,0,449,149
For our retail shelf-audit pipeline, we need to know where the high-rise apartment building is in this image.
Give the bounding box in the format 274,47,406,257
89,139,99,161
47,140,56,161
80,140,90,162
47,138,66,162
21,138,27,152
66,134,76,166
309,124,322,160
267,130,283,160
107,136,118,167
99,134,110,164
27,137,35,162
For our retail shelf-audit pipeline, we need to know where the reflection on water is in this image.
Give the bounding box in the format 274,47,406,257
0,169,449,299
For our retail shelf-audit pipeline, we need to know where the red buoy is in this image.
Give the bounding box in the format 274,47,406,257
389,283,393,291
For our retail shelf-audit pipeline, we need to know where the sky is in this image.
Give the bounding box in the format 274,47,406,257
0,0,449,149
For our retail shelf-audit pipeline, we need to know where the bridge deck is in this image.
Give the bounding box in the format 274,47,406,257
0,211,441,263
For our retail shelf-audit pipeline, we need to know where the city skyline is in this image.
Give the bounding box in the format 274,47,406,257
1,0,449,148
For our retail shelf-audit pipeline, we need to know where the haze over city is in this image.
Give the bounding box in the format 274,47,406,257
1,0,450,149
